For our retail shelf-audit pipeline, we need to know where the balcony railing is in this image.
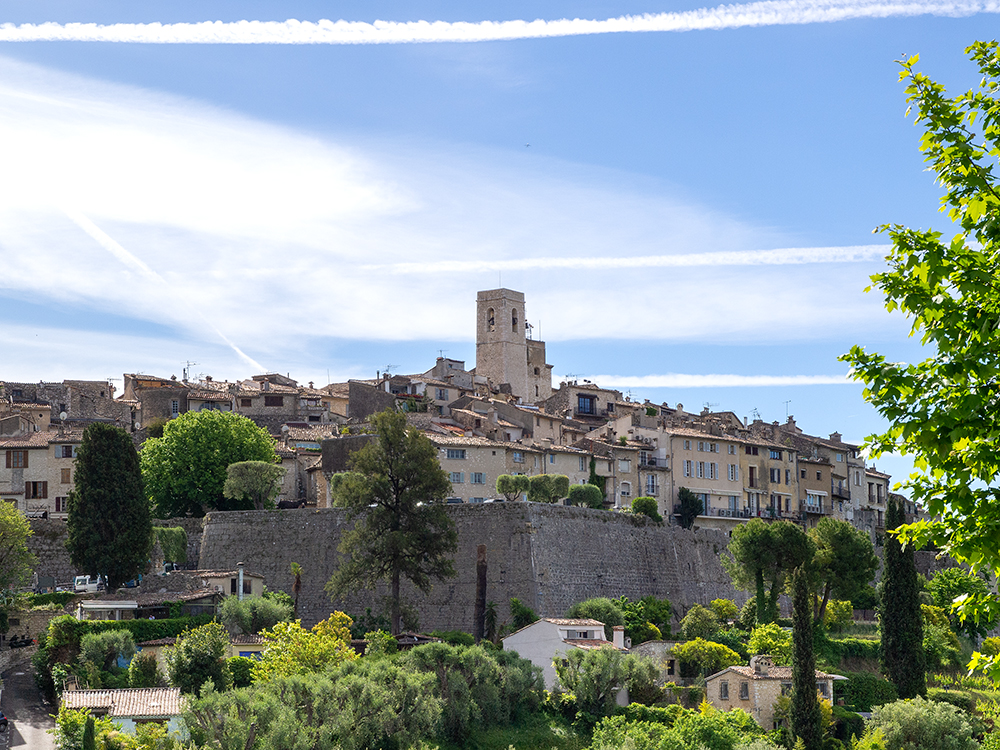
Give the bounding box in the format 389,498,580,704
832,487,851,501
800,502,832,515
642,456,668,468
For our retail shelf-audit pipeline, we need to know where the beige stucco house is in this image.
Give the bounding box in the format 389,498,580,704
705,655,843,730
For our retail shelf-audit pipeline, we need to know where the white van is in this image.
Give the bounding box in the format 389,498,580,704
73,575,104,593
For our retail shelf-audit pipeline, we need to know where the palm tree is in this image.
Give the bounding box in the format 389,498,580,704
290,562,303,618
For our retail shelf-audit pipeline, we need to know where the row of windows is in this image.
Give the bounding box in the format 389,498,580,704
448,472,486,484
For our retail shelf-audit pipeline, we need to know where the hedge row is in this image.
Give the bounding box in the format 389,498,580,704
46,613,215,646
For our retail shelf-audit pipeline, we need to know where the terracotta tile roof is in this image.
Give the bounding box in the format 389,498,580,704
187,390,232,402
564,638,623,651
0,431,52,448
286,426,337,441
137,638,176,647
865,468,891,479
719,665,841,681
63,688,184,717
543,618,605,627
231,634,265,645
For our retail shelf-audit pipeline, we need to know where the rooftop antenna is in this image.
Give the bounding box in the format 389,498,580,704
783,399,792,418
182,361,198,382
438,349,448,359
703,401,719,411
751,407,761,421
383,364,397,376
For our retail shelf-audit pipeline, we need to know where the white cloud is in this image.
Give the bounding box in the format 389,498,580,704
579,373,855,387
0,55,895,378
0,0,995,44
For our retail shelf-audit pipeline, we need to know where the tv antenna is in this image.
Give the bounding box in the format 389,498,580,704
751,408,761,421
783,400,792,417
182,361,198,382
703,401,719,411
437,349,448,359
383,364,398,375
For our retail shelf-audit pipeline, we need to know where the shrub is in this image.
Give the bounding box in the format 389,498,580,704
824,600,854,632
549,475,570,501
227,656,254,688
739,596,758,630
528,474,556,503
553,646,655,718
219,594,293,635
29,592,76,608
496,474,529,502
363,629,397,658
128,650,165,688
831,704,865,745
710,628,750,661
568,483,605,509
869,696,978,750
711,599,740,624
509,598,539,630
80,630,136,672
165,621,232,694
838,671,897,712
566,597,624,640
926,688,975,714
672,638,742,678
632,496,663,523
747,623,792,665
429,630,475,646
681,604,720,641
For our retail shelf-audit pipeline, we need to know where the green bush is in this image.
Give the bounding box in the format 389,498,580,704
709,628,750,661
128,650,165,688
837,671,898,712
528,474,556,503
153,526,188,564
568,483,605,509
632,496,663,523
227,655,254,688
681,604,720,640
747,623,792,665
831,705,865,745
80,630,136,672
926,688,975,714
509,598,539,630
869,696,978,750
824,600,854,632
672,638,742,678
429,630,475,647
219,594,293,635
495,474,529,502
29,592,76,608
710,599,740,624
566,597,624,641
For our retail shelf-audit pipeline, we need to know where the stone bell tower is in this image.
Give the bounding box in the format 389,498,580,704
475,289,551,403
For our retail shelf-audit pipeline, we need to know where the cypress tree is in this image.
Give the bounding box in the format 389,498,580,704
67,423,152,591
880,496,926,698
82,715,96,750
791,565,823,750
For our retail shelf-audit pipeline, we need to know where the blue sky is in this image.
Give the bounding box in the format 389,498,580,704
0,2,994,485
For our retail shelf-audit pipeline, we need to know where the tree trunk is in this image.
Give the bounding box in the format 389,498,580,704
391,569,401,635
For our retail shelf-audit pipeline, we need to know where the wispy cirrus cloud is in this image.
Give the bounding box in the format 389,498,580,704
0,0,995,44
581,373,855,388
363,245,890,274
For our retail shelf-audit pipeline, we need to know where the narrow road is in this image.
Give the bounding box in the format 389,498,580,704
2,664,55,750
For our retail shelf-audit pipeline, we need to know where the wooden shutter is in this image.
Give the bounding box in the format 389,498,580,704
23,451,27,468
4,451,9,469
41,481,47,499
25,481,30,498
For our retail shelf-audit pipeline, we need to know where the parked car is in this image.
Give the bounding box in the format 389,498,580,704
73,575,104,593
0,710,8,731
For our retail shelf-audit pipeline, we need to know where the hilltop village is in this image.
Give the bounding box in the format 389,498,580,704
1,288,921,542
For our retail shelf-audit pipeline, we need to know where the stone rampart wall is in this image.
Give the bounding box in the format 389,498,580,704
198,503,747,631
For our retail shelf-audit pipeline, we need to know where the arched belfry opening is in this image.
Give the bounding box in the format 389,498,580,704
487,307,495,332
511,308,519,332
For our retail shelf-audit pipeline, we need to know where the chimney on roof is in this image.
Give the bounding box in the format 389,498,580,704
830,431,842,442
612,625,625,649
309,381,314,389
750,654,773,675
205,375,212,382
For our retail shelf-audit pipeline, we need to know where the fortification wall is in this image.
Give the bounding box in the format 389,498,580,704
198,503,746,631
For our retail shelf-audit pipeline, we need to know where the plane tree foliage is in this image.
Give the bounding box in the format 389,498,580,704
722,519,814,625
838,42,1000,677
141,410,278,517
496,474,528,502
223,460,285,511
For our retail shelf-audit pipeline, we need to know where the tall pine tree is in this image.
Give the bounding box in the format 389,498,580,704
880,496,926,698
67,423,152,591
791,565,823,750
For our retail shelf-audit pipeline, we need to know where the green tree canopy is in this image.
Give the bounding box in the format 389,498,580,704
680,604,719,641
153,526,187,565
218,594,292,635
140,410,278,517
566,597,624,640
807,517,879,625
837,42,1000,676
676,487,702,530
671,637,742,678
67,422,151,590
723,519,814,625
165,621,232,694
222,460,285,511
527,474,555,503
568,483,604,509
325,409,457,634
250,613,357,682
495,474,528,502
0,496,35,592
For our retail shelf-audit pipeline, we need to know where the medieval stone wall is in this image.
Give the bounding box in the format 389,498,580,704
197,503,747,631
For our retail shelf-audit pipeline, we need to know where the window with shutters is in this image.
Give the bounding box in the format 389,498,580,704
471,473,485,484
55,497,67,512
25,481,47,499
264,395,284,407
450,472,464,483
5,450,28,469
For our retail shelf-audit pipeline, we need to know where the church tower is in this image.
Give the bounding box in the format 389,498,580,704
476,289,552,403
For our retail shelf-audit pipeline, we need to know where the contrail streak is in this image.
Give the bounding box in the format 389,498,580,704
361,245,890,274
0,0,995,44
581,373,854,387
64,209,267,373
